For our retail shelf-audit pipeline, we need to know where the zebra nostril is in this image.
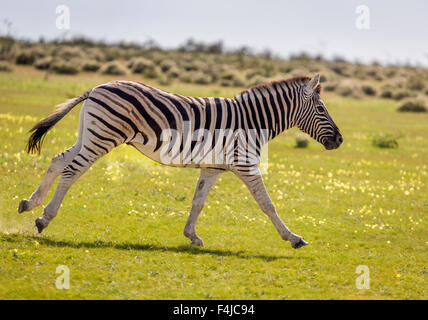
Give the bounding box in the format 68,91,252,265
337,135,343,144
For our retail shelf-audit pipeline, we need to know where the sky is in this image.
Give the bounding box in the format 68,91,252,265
1,0,428,66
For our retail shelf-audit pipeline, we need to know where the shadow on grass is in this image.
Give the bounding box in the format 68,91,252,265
2,233,310,262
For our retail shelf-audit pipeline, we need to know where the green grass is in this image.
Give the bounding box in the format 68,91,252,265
0,67,427,299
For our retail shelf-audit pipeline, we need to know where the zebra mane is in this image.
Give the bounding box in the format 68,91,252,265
239,76,322,97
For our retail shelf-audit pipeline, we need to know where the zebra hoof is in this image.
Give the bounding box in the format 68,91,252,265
35,218,45,234
18,199,30,213
191,237,204,247
291,238,309,249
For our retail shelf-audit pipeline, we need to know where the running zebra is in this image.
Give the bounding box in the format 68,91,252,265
18,74,342,249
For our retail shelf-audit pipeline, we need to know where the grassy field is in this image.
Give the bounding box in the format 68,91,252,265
0,66,427,299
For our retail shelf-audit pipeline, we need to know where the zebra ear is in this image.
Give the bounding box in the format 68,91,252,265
304,74,320,98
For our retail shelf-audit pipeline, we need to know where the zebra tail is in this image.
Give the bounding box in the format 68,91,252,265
26,89,92,154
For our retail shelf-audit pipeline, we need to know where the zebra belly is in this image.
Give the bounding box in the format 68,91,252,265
128,141,231,170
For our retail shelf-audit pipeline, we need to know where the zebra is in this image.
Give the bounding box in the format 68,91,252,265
18,74,342,249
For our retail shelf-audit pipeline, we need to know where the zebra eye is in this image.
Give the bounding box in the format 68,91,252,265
316,106,325,113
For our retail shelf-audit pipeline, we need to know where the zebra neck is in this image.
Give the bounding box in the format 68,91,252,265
234,84,301,142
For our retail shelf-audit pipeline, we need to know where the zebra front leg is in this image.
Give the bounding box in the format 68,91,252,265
233,166,308,249
18,144,80,213
183,168,222,246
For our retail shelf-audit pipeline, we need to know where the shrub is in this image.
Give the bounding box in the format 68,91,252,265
361,85,376,96
247,75,267,86
220,71,245,87
245,69,263,80
323,83,337,92
58,47,83,61
393,90,414,100
33,57,53,70
366,68,384,81
159,59,176,73
182,62,200,72
407,76,425,91
100,61,127,75
158,74,172,86
380,85,394,98
397,100,427,113
279,64,292,74
319,74,327,82
372,133,400,149
142,66,160,79
127,57,154,73
81,59,101,72
52,59,79,74
84,47,105,62
166,66,181,79
179,71,211,84
0,62,13,72
329,63,349,77
16,50,36,65
193,72,212,85
0,36,16,61
337,85,353,97
295,134,309,148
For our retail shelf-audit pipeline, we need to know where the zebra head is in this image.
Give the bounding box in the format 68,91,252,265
297,74,343,150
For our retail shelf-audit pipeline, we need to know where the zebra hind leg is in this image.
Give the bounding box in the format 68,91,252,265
34,142,110,233
183,169,221,246
18,144,80,214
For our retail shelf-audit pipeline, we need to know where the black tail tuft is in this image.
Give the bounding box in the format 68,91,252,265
26,89,91,154
26,109,66,154
26,120,53,154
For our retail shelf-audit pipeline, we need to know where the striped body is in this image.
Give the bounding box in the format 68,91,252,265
79,78,320,173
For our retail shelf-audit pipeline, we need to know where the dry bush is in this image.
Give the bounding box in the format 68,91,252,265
33,56,53,70
361,84,377,96
100,61,127,75
380,85,394,99
220,71,245,87
166,66,181,79
247,75,267,86
329,62,350,77
393,90,415,101
103,47,126,62
365,67,384,81
16,48,44,65
179,70,212,84
336,81,363,98
142,66,160,79
295,134,309,148
406,76,426,91
81,59,101,72
57,47,83,61
52,59,80,74
158,74,172,86
127,57,154,74
0,37,17,61
159,59,176,73
372,133,400,149
397,99,427,113
323,84,337,92
0,61,13,72
84,47,105,62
